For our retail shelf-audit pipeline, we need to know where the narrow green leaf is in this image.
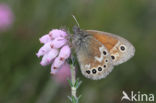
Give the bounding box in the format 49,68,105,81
67,79,73,87
67,96,72,102
71,96,77,103
76,80,82,89
78,95,82,100
74,78,79,87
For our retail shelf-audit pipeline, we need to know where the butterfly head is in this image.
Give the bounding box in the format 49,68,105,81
72,25,89,49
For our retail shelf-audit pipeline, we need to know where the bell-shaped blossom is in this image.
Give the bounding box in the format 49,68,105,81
58,45,71,59
50,57,65,74
39,34,51,44
54,62,71,84
36,42,52,57
51,65,60,74
40,49,58,66
49,29,68,39
50,37,67,48
40,54,49,66
46,49,58,63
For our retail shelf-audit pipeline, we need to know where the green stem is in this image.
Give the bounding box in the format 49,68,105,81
70,64,77,98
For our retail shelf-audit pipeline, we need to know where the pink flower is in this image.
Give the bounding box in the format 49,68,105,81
39,34,51,44
36,37,67,57
37,29,71,76
49,29,68,39
0,3,14,31
50,37,67,48
40,48,58,66
36,42,52,57
53,62,71,84
40,53,49,66
59,45,71,59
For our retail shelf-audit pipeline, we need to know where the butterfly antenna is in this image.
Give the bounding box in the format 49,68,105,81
72,15,80,27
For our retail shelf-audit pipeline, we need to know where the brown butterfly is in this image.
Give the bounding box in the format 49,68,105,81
72,26,135,80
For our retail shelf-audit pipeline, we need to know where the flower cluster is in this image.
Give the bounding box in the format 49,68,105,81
36,29,71,74
0,3,13,31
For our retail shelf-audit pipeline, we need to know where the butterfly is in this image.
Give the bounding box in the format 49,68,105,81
72,26,135,80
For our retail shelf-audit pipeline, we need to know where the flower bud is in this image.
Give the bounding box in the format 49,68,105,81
46,48,58,63
51,37,67,49
36,42,51,57
51,57,65,70
50,65,60,74
58,45,71,59
49,29,67,39
40,54,49,66
54,62,71,84
39,34,51,44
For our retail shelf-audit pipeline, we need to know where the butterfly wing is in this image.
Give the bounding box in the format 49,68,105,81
86,30,135,65
75,35,113,80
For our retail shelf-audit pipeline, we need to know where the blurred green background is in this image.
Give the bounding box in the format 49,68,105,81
0,0,156,103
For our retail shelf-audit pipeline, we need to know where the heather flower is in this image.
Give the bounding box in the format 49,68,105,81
53,62,71,84
59,45,71,59
49,29,68,39
37,29,71,75
50,37,67,48
0,3,13,31
39,34,51,44
40,48,58,66
37,37,67,58
36,42,52,57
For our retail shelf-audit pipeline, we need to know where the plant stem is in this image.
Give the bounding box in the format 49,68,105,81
70,64,77,98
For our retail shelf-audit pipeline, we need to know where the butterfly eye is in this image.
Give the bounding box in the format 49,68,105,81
86,70,91,74
84,35,88,38
119,45,126,52
105,59,108,62
103,65,106,68
98,67,102,71
103,51,107,55
92,69,97,74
